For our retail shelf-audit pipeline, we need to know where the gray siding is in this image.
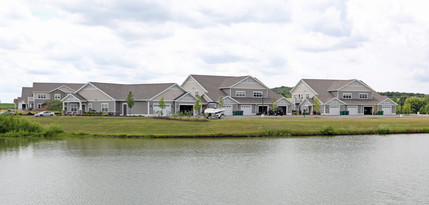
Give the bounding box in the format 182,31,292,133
231,88,268,98
338,91,373,100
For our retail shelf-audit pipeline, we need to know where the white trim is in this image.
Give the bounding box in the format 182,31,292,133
101,103,109,112
378,98,398,105
325,97,347,105
299,98,313,106
336,79,375,92
181,75,209,93
222,96,240,104
290,79,319,96
253,91,263,98
49,85,76,93
149,83,183,101
75,82,115,101
235,90,246,97
359,93,369,99
174,92,198,102
342,93,352,99
122,103,128,116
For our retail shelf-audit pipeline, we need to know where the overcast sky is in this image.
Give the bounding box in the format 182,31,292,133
1,0,429,102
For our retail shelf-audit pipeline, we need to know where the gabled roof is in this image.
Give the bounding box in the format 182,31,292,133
190,75,248,101
32,82,84,92
62,93,87,102
21,87,33,101
300,79,354,103
90,82,176,100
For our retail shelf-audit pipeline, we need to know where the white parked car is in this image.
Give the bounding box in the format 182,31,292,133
35,111,56,117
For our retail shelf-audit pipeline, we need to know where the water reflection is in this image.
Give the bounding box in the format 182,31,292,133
1,135,429,204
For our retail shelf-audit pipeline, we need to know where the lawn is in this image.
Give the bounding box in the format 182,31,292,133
21,116,429,137
0,103,15,110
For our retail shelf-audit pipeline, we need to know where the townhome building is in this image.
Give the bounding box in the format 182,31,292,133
32,83,85,110
181,74,292,115
61,82,197,116
15,87,33,110
290,79,397,115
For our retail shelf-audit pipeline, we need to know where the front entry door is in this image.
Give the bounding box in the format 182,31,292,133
123,104,127,116
82,105,86,113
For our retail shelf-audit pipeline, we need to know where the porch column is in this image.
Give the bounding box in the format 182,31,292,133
62,101,66,116
79,102,82,115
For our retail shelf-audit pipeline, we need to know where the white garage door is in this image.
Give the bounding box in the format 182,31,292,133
382,106,392,115
153,104,171,116
348,106,358,115
222,105,233,116
329,106,340,115
241,105,252,115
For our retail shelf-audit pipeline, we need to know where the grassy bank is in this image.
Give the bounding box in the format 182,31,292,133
0,115,64,137
19,115,429,138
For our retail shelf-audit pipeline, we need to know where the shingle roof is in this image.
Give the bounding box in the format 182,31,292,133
32,83,84,92
90,82,176,100
190,74,282,104
301,79,354,103
21,87,33,101
301,79,388,105
190,75,248,101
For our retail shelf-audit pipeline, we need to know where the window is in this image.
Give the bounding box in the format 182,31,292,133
306,94,310,98
54,94,61,100
37,93,47,99
101,103,109,112
359,93,368,99
236,91,246,97
37,103,42,109
70,104,77,112
253,91,263,98
88,103,92,111
343,93,352,99
195,91,199,97
299,94,303,99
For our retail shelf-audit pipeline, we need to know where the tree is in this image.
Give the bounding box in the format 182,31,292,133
313,96,321,114
218,96,224,108
403,97,425,114
272,96,278,111
193,95,202,118
47,100,63,112
402,104,412,114
158,97,166,116
126,91,135,116
419,104,429,114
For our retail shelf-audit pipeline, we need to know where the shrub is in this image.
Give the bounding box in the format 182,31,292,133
0,114,43,133
43,125,64,137
320,126,335,135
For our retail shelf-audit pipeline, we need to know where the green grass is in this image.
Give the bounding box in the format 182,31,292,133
18,116,429,138
0,103,15,110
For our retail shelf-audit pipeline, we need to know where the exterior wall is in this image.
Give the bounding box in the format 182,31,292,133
78,85,112,101
152,85,184,101
148,101,174,115
231,88,268,98
182,77,206,97
86,101,115,113
340,81,372,92
338,91,373,100
233,78,266,89
34,99,49,109
117,101,148,115
290,81,317,98
50,90,67,101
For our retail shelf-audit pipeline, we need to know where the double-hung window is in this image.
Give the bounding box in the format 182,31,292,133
253,91,263,98
88,103,93,111
343,93,352,99
359,93,368,99
70,104,78,112
236,91,246,97
101,103,109,112
38,94,47,99
54,94,61,100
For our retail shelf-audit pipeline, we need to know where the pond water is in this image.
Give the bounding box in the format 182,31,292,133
1,135,429,204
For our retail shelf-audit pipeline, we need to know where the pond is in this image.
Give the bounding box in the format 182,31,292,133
1,134,429,204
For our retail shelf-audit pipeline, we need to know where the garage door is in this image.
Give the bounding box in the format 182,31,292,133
348,106,358,115
222,105,233,116
241,105,252,115
329,106,340,115
153,104,171,116
382,106,392,115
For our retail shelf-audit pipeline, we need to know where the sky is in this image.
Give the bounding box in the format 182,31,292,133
1,0,429,103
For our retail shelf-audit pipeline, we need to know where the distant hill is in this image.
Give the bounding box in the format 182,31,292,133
271,86,293,98
379,92,426,98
